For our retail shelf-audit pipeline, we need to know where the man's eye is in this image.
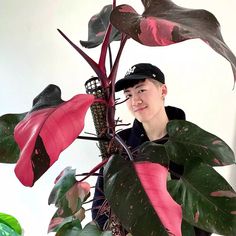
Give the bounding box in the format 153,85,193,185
125,94,132,99
138,89,145,93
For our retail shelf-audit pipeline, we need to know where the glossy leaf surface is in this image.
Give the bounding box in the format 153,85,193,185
80,5,121,48
14,84,94,186
168,159,236,235
0,113,26,163
104,154,174,236
0,212,22,235
110,0,236,85
165,120,235,166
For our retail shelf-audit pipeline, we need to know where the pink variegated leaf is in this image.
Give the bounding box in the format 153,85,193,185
14,84,94,187
134,162,182,236
110,0,236,85
48,179,90,233
104,153,182,236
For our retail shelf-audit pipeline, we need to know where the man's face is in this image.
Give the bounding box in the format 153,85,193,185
123,79,167,123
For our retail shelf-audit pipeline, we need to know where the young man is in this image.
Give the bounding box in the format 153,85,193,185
92,63,211,236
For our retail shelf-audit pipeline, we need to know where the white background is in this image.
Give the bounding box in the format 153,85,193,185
0,0,236,235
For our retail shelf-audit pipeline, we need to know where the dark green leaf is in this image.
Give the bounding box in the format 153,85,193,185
56,221,111,236
0,113,26,163
77,222,112,236
31,84,64,112
80,5,121,48
165,120,235,166
104,155,169,236
0,213,22,235
138,142,169,166
168,159,236,235
181,220,196,236
56,219,82,236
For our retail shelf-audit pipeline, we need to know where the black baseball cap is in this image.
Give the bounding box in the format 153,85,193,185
115,63,165,92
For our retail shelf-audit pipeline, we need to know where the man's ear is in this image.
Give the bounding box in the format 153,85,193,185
161,84,168,98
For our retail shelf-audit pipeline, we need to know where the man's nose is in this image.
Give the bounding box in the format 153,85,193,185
132,94,142,106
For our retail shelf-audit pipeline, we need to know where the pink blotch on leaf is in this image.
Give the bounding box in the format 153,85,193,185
119,5,137,14
138,17,177,46
91,16,97,21
194,211,200,223
54,167,70,184
212,140,222,145
57,208,64,216
230,211,236,215
210,191,236,198
66,182,90,213
213,158,222,165
48,217,64,232
96,31,106,37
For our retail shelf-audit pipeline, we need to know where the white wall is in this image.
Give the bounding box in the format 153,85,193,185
0,1,235,235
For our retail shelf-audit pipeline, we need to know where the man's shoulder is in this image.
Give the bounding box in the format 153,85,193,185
165,106,186,120
117,127,132,140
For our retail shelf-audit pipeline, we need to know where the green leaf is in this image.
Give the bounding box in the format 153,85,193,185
77,222,112,236
104,155,169,236
138,142,169,166
56,221,112,236
165,120,235,166
0,223,20,236
56,219,82,236
80,5,121,48
0,113,26,163
0,213,22,235
168,159,236,235
181,220,196,235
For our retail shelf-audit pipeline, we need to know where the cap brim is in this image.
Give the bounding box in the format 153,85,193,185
115,75,147,92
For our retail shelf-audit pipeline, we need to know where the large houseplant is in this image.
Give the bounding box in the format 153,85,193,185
0,0,236,235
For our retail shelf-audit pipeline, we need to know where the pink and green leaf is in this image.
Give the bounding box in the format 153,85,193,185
48,167,77,206
104,154,178,235
48,180,90,233
110,0,236,85
48,167,90,233
168,159,236,235
164,120,235,166
14,84,94,187
134,162,182,236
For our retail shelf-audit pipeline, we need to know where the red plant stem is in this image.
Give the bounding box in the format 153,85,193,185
107,35,128,133
78,158,109,182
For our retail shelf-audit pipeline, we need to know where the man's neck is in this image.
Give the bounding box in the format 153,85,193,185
142,109,169,141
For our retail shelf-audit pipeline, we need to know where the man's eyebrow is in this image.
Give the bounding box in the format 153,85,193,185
134,83,145,89
124,89,130,93
123,83,145,93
